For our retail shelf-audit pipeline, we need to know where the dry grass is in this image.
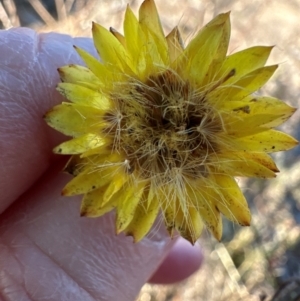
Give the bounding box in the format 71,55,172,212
1,1,300,300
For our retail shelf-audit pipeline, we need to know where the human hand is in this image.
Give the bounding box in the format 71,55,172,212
0,28,203,301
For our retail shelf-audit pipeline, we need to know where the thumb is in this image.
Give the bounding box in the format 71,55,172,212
0,28,95,214
0,162,176,301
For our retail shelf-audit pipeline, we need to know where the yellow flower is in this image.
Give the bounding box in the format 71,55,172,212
45,0,298,244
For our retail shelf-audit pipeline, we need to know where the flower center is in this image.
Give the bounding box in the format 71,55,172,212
106,69,224,183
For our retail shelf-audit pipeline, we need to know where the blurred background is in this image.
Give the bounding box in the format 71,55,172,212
1,0,299,300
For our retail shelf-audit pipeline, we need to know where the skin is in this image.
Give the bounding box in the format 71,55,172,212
0,28,203,301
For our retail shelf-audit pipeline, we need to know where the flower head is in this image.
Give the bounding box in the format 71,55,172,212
45,0,298,244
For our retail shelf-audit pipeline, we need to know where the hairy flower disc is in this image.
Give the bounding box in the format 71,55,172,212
45,0,298,244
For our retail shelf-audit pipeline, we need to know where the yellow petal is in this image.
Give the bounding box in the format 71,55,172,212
92,22,132,73
166,27,184,63
57,83,111,110
212,175,251,226
175,13,230,84
213,152,279,173
223,97,296,136
139,0,168,65
160,187,205,243
234,130,298,153
124,191,160,242
123,5,147,76
188,185,222,241
45,103,106,137
174,206,204,244
245,152,279,172
58,64,102,89
102,172,128,206
80,146,112,158
137,25,167,72
217,155,276,178
62,166,116,196
116,181,147,233
202,13,231,86
124,5,140,54
217,46,273,84
161,193,178,237
74,46,111,84
215,12,231,63
232,64,277,98
80,185,118,217
210,65,278,101
244,97,296,128
139,0,164,38
54,133,107,155
109,27,126,47
145,182,156,211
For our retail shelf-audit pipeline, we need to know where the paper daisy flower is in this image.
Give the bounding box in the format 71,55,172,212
45,0,298,244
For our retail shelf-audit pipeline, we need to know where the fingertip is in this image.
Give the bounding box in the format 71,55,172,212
148,237,204,284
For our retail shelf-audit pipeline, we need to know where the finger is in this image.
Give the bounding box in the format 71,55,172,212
0,163,176,301
0,28,96,214
149,238,203,284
